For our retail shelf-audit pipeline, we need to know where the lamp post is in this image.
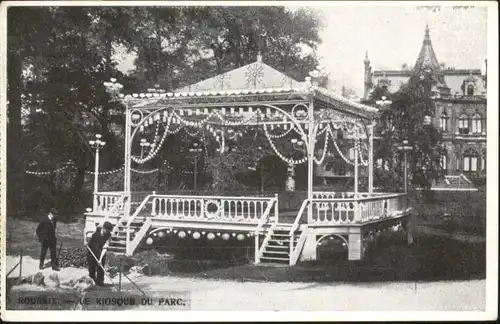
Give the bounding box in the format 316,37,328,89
189,142,202,191
89,134,106,194
396,140,413,193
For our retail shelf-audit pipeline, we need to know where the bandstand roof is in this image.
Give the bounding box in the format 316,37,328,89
122,57,379,120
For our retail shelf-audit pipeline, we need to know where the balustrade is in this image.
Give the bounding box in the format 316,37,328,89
93,192,124,213
148,195,275,223
310,193,408,225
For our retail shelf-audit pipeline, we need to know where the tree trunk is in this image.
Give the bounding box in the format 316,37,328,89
72,157,87,197
7,49,23,213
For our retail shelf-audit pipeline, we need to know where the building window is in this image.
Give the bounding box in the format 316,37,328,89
463,149,478,172
458,114,469,134
440,112,448,132
467,84,474,96
471,113,482,134
481,154,486,171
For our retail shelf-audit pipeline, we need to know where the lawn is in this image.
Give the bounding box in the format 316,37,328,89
408,189,486,236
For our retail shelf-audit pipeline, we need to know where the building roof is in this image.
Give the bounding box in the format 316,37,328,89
123,57,379,119
413,25,448,87
175,54,303,92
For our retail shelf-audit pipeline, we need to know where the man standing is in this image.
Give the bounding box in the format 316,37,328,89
36,208,59,270
87,221,113,286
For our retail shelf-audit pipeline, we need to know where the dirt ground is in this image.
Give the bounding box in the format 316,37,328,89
4,255,485,311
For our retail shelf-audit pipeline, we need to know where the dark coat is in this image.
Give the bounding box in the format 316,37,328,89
36,216,57,243
87,229,111,256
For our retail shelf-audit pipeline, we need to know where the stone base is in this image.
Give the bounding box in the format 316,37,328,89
299,232,317,262
348,233,364,261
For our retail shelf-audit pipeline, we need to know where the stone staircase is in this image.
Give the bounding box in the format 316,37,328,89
259,224,303,266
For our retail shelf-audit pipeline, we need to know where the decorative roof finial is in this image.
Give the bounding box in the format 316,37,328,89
364,50,370,63
425,24,430,39
257,51,262,62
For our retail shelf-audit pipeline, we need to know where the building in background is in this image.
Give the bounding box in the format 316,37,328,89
363,25,487,182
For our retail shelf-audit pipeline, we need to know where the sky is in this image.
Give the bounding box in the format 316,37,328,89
114,4,488,97
313,4,488,96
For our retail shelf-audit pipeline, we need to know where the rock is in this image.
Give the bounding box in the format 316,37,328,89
129,265,144,274
73,276,95,293
46,272,60,288
32,272,45,286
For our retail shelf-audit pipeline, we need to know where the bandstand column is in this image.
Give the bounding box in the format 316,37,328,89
123,106,132,217
368,123,375,195
354,132,359,198
307,95,315,223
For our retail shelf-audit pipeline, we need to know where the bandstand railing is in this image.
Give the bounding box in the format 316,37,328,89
93,192,124,213
309,193,408,226
125,194,278,223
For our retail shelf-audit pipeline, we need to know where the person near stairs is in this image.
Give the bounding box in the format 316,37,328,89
36,208,60,271
87,221,114,286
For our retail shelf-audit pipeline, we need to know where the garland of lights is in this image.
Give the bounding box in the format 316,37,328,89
266,123,296,139
313,128,330,165
86,166,125,175
357,139,369,166
183,126,202,137
130,167,159,174
25,164,72,176
132,120,162,164
263,123,307,165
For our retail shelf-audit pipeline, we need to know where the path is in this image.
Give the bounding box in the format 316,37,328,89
5,255,485,311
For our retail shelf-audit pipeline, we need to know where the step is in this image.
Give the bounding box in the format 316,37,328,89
106,247,126,253
268,239,290,244
117,223,144,228
263,250,289,255
117,226,141,231
265,245,290,250
256,262,290,268
270,233,290,237
260,256,290,261
109,240,127,246
115,232,136,238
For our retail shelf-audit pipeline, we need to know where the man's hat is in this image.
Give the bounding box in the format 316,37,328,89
102,221,114,231
49,208,59,216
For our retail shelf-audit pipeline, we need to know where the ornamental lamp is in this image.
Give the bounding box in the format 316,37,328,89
423,115,432,125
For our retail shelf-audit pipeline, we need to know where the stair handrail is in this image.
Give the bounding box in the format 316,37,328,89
98,194,126,228
125,194,153,253
126,217,152,256
254,196,278,264
126,194,153,228
289,225,308,266
289,199,309,236
255,195,278,234
289,199,309,263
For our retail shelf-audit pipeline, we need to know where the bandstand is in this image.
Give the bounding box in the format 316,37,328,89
84,56,413,266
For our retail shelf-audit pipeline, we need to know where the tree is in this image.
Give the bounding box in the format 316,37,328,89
8,7,139,215
131,6,325,89
366,70,444,191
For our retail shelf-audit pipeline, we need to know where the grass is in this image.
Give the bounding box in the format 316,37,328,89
409,190,486,236
6,218,84,259
123,232,485,283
